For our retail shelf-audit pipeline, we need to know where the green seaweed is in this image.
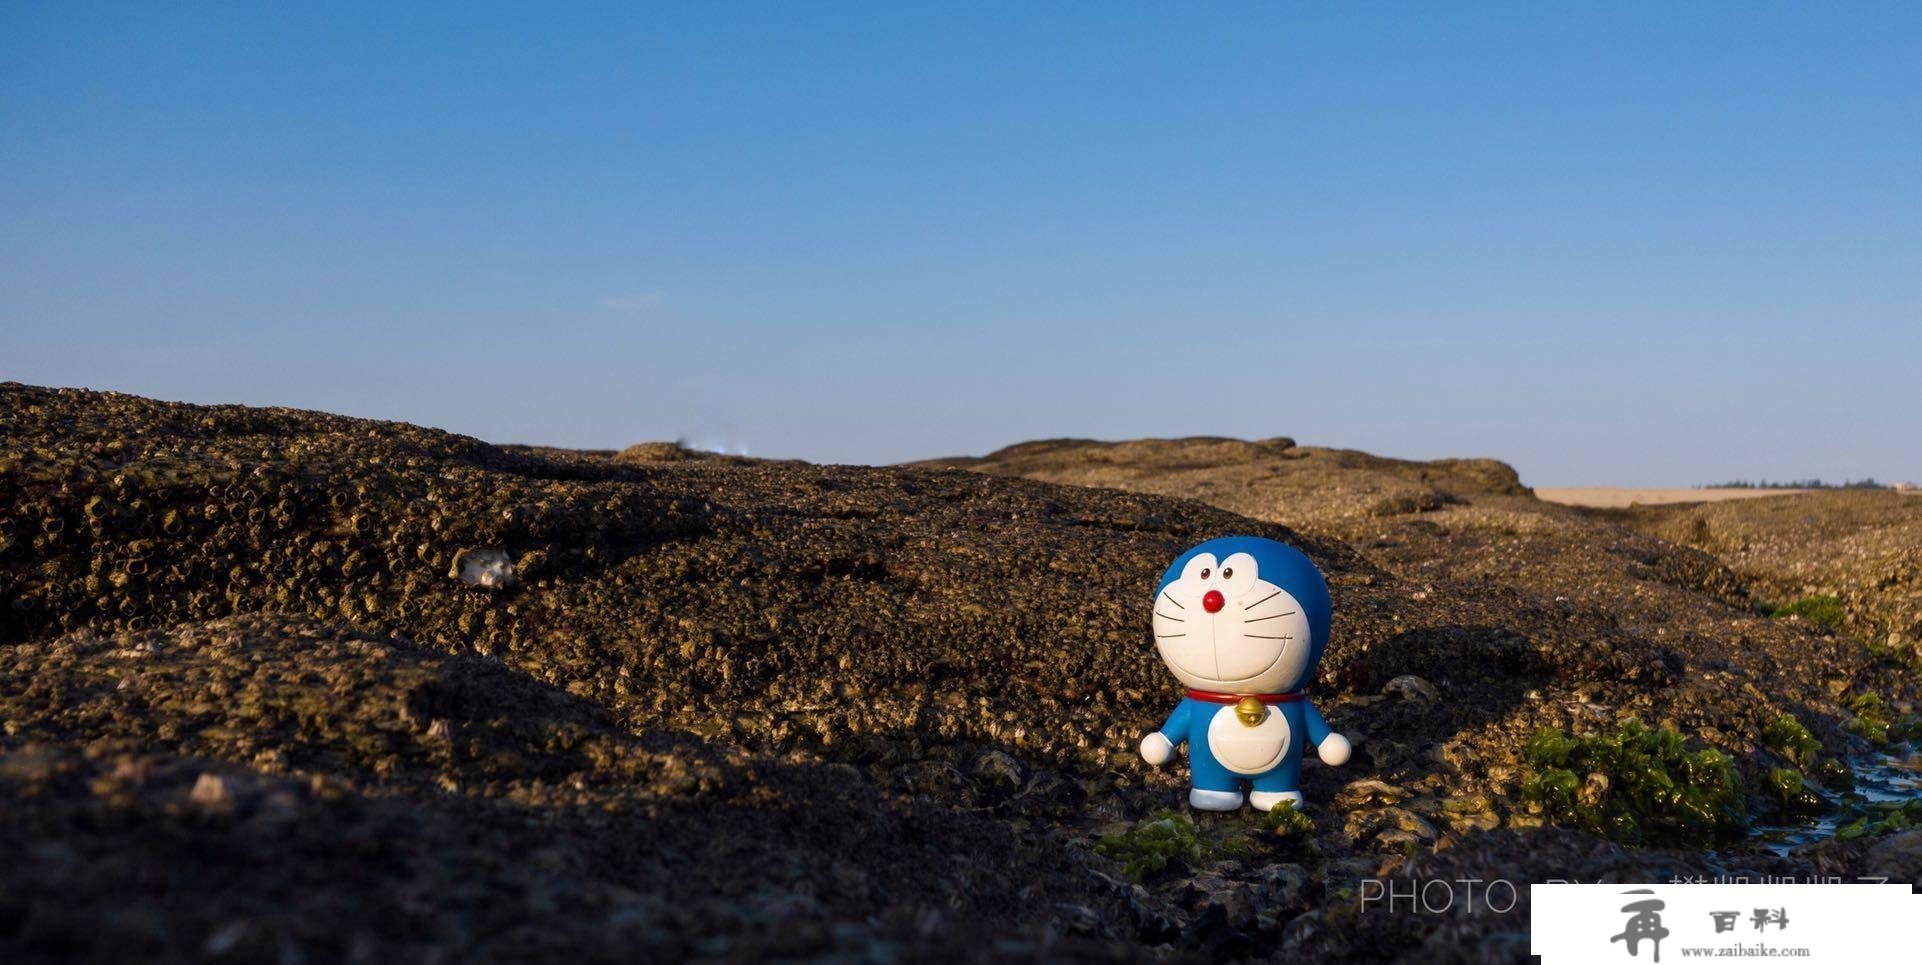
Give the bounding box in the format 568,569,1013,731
1765,595,1845,631
1765,768,1824,814
1865,635,1922,674
1761,715,1820,768
1843,693,1922,745
1261,799,1315,837
1890,714,1922,744
1833,798,1922,842
1811,757,1854,791
1522,718,1747,845
1095,809,1200,879
1844,693,1893,745
1204,833,1262,863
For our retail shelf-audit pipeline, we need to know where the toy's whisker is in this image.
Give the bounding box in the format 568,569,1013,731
1154,611,1184,622
1244,634,1293,640
1243,611,1296,623
1160,592,1184,610
1155,633,1186,639
1244,590,1280,609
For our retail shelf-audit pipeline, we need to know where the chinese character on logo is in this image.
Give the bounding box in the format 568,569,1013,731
1612,890,1668,962
1710,911,1739,933
1751,908,1789,932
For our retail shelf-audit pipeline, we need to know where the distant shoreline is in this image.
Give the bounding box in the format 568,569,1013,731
1535,487,1817,508
1537,486,1920,508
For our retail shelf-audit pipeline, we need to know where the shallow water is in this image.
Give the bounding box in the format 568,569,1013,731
1754,749,1922,855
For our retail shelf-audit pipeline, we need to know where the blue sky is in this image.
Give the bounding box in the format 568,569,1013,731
4,3,1918,486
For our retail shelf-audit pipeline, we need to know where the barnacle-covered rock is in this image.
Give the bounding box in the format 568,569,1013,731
613,441,693,464
2,382,1916,962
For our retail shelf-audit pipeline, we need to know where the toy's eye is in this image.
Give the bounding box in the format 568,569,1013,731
1179,553,1218,584
1218,552,1258,595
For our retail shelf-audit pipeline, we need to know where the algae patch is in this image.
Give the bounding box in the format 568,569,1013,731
1835,798,1922,841
1095,810,1200,879
1262,800,1315,837
1759,715,1833,815
1765,768,1824,814
1764,594,1845,631
1522,718,1746,845
1761,714,1820,768
1844,693,1895,745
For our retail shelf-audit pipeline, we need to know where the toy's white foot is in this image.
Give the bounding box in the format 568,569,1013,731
1189,788,1245,811
1249,790,1303,812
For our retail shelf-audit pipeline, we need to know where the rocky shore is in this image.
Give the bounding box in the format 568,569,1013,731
4,387,1917,962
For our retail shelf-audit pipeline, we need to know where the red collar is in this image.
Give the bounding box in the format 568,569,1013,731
1185,688,1304,704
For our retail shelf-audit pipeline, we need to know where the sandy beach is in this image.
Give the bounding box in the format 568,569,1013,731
1534,487,1817,508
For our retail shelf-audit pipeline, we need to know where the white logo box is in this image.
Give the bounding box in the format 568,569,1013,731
1531,883,1921,963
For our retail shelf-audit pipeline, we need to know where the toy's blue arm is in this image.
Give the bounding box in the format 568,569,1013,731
1158,701,1191,746
1303,699,1334,746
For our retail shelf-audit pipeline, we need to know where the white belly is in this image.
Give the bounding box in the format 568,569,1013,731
1206,703,1292,775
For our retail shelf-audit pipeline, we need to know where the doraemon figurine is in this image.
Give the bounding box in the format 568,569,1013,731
1138,536,1350,811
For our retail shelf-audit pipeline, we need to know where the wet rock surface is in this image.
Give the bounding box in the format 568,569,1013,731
3,386,1918,962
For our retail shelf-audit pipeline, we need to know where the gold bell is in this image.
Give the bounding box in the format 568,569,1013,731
1235,696,1268,727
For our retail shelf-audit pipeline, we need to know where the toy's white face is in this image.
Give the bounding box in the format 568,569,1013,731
1152,551,1313,693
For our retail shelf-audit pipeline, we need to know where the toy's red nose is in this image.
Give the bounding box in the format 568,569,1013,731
1201,590,1225,613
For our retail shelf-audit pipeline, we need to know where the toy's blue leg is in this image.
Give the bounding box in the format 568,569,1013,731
1240,747,1302,811
1247,755,1305,811
1187,741,1239,792
1251,754,1302,794
1185,741,1245,810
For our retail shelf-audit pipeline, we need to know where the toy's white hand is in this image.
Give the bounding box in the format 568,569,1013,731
1139,732,1175,766
1318,733,1352,766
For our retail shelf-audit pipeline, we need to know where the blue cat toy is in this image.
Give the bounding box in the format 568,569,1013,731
1138,536,1350,811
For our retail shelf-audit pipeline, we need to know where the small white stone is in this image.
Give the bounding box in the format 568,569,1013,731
189,772,229,808
450,548,517,590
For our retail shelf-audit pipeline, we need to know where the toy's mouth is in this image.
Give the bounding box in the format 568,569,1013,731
1207,641,1288,690
1164,638,1288,690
